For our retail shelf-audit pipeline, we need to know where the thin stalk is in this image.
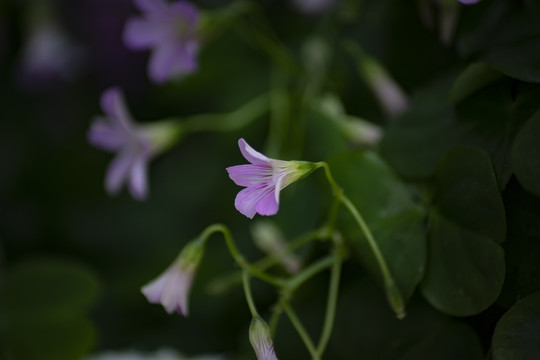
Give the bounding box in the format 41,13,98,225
286,255,335,292
200,224,285,287
283,302,319,360
183,93,269,133
315,162,405,319
242,271,259,317
316,253,342,356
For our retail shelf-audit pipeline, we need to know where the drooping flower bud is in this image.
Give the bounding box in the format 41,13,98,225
249,316,278,360
141,238,204,315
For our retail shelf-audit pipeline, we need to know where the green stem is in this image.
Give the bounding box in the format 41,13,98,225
199,224,285,287
286,255,336,292
206,228,327,294
242,271,259,317
316,251,342,356
183,93,269,133
315,162,406,319
283,302,320,360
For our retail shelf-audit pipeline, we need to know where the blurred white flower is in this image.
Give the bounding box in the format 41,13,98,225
84,347,224,360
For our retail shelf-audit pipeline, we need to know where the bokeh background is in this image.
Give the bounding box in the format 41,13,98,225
2,0,540,359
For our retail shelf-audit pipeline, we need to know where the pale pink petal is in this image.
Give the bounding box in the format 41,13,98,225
255,191,279,216
128,153,149,200
235,186,273,219
105,146,135,196
239,139,270,165
226,164,272,187
141,272,168,303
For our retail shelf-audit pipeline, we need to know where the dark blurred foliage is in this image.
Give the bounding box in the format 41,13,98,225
1,0,540,359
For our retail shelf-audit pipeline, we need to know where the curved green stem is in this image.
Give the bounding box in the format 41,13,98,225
316,250,342,356
315,162,406,319
183,93,269,133
199,224,285,287
286,255,335,292
242,271,259,317
283,302,320,360
206,228,328,295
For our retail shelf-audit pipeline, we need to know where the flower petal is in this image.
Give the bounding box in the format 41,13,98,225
105,146,135,196
235,186,273,219
141,272,167,303
123,18,172,50
226,164,272,187
162,269,190,315
100,87,133,131
147,42,198,83
87,117,127,151
170,1,200,25
238,138,270,165
255,190,279,216
134,0,169,15
128,152,149,200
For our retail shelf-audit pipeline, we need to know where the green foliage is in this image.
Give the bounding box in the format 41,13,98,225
493,292,540,360
329,151,426,301
421,147,506,316
1,259,100,360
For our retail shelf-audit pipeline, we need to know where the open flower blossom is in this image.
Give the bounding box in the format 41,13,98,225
123,0,201,84
226,139,318,219
88,87,181,200
249,317,279,360
141,239,204,315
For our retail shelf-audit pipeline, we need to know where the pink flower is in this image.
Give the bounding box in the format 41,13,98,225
226,139,317,219
123,0,200,84
249,317,279,360
141,239,204,315
88,87,182,200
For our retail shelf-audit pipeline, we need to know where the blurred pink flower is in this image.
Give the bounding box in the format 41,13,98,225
123,0,200,83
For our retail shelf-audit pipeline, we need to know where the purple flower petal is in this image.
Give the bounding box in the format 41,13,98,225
105,146,136,196
87,118,127,151
235,186,273,219
100,87,133,131
123,18,171,50
227,164,271,187
239,138,269,165
170,1,200,25
148,42,198,83
128,152,149,200
134,0,169,15
255,191,279,216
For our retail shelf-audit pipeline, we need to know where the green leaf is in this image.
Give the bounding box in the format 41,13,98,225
421,212,505,316
329,150,426,300
1,258,100,359
435,147,506,243
379,78,462,179
330,276,483,360
449,63,504,104
455,81,540,190
511,109,540,197
421,147,506,316
493,292,540,360
6,316,95,360
3,258,100,319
